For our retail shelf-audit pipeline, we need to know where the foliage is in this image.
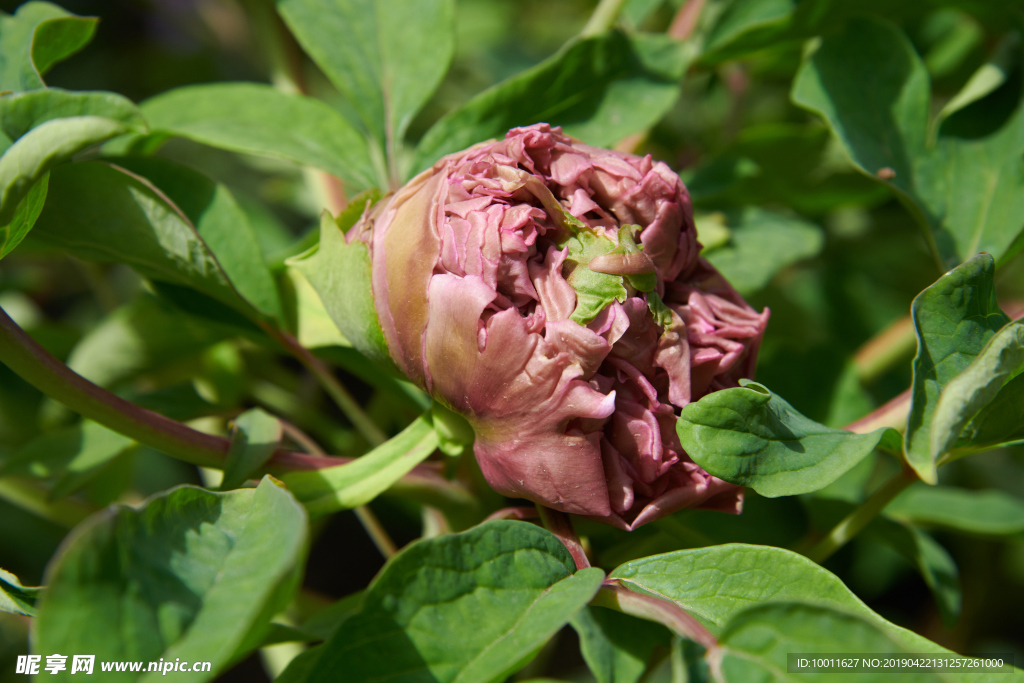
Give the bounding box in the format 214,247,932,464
0,0,1023,681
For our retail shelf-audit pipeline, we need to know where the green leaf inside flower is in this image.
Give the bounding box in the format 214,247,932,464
563,229,628,325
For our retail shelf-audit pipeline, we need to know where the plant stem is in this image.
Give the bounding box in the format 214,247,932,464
593,582,718,651
537,506,591,570
805,467,917,564
580,0,629,37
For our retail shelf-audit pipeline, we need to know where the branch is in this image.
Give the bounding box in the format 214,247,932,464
593,582,718,651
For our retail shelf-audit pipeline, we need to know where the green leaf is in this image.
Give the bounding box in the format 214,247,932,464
793,17,1024,267
0,2,97,92
64,292,238,390
608,543,959,654
34,477,308,682
886,484,1024,536
412,30,691,174
676,380,896,497
931,319,1024,460
298,520,604,683
277,0,454,159
701,207,823,296
1,419,134,500
140,83,375,190
701,0,796,64
280,266,352,349
571,607,669,683
110,157,284,320
1,567,42,617
220,409,283,491
933,33,1019,137
281,412,438,516
716,603,946,683
0,88,145,140
0,171,46,260
959,372,1024,451
563,229,628,325
904,254,1010,483
288,211,394,371
0,116,133,223
31,161,255,317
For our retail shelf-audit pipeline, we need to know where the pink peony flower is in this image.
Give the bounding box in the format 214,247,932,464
347,124,769,530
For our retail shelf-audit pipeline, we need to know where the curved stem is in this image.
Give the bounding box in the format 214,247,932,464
805,466,917,564
0,305,373,473
580,0,629,37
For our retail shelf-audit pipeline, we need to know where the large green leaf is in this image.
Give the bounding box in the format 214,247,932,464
885,484,1024,536
608,544,959,654
0,419,134,500
411,30,691,175
31,162,255,318
0,2,97,92
931,319,1024,460
701,207,823,296
140,83,375,190
277,0,454,162
110,157,284,320
903,254,1010,483
281,412,438,516
0,116,135,223
676,380,896,497
1,567,41,617
34,477,308,682
0,88,144,140
571,607,669,683
64,292,239,390
295,520,604,683
793,17,1024,267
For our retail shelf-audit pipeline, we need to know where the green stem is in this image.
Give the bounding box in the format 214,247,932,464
805,468,917,564
580,0,629,37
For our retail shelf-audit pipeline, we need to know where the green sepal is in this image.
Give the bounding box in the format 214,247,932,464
431,400,475,458
287,208,397,375
647,291,673,329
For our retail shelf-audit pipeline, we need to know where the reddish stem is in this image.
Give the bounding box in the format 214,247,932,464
537,506,591,570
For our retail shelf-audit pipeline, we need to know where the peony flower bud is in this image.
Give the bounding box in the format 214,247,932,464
302,124,769,530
